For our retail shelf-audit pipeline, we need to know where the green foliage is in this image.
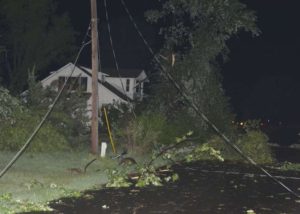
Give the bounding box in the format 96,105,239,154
243,119,261,133
0,192,53,213
147,131,197,167
0,0,76,92
146,0,259,51
190,132,274,165
0,87,24,123
0,111,69,152
135,166,163,187
105,169,132,188
246,210,256,214
111,106,200,154
159,111,201,145
236,130,274,164
105,167,164,188
175,130,194,143
113,111,166,153
0,194,53,214
145,0,259,139
0,150,112,213
185,142,224,162
23,72,90,147
105,165,180,188
204,135,238,160
278,162,300,172
0,70,89,152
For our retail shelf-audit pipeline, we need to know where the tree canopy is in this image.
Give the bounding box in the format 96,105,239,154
0,0,76,93
146,0,259,135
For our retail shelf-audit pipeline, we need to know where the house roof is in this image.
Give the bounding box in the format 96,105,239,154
79,66,133,102
102,81,133,102
102,68,143,78
42,62,75,83
41,63,137,103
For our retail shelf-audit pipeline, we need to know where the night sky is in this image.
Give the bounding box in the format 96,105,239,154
223,0,300,122
62,0,300,123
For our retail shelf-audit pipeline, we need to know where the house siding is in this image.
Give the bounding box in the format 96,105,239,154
40,63,145,118
105,77,136,99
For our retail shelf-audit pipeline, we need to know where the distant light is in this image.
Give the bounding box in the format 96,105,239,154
240,122,244,126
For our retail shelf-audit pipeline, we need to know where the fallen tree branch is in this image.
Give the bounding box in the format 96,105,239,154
147,137,201,167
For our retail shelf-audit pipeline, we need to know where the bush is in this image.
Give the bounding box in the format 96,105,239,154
0,81,88,152
0,87,24,123
114,112,166,154
0,112,69,152
205,135,239,160
158,110,201,145
23,73,90,147
185,143,224,162
111,106,214,155
205,131,274,164
45,110,89,148
236,130,274,164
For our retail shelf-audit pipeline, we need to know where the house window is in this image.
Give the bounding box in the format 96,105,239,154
80,77,88,91
126,79,130,92
135,81,140,93
58,76,66,90
58,76,88,91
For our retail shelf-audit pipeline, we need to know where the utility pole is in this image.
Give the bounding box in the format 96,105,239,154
90,0,99,154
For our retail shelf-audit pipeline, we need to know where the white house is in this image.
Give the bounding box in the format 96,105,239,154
40,63,147,116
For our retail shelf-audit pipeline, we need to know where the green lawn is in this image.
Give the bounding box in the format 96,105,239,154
0,150,126,213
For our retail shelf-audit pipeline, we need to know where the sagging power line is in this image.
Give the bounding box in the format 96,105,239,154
119,0,300,198
0,24,92,179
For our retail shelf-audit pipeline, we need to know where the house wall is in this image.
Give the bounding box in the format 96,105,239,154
134,71,147,100
41,63,127,118
85,84,127,118
105,77,136,99
42,63,90,88
76,66,146,100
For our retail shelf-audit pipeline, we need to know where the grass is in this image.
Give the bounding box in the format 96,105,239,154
0,149,154,213
278,161,300,172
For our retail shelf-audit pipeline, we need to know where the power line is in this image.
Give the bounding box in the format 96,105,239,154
104,0,136,118
0,24,91,179
119,0,300,198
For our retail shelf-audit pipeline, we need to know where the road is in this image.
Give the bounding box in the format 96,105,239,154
43,160,300,214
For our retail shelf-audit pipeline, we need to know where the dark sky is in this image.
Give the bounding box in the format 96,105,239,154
62,0,300,123
61,0,160,69
222,0,300,122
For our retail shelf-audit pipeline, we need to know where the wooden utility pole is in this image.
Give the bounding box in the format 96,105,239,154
90,0,99,154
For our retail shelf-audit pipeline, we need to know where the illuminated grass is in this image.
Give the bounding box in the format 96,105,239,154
0,150,119,213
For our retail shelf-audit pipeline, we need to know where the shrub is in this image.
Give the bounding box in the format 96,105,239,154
0,87,24,123
205,135,239,160
0,112,69,152
279,162,300,172
115,112,166,154
236,130,274,164
204,131,274,164
23,72,90,147
0,80,88,152
185,143,224,162
158,110,200,145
